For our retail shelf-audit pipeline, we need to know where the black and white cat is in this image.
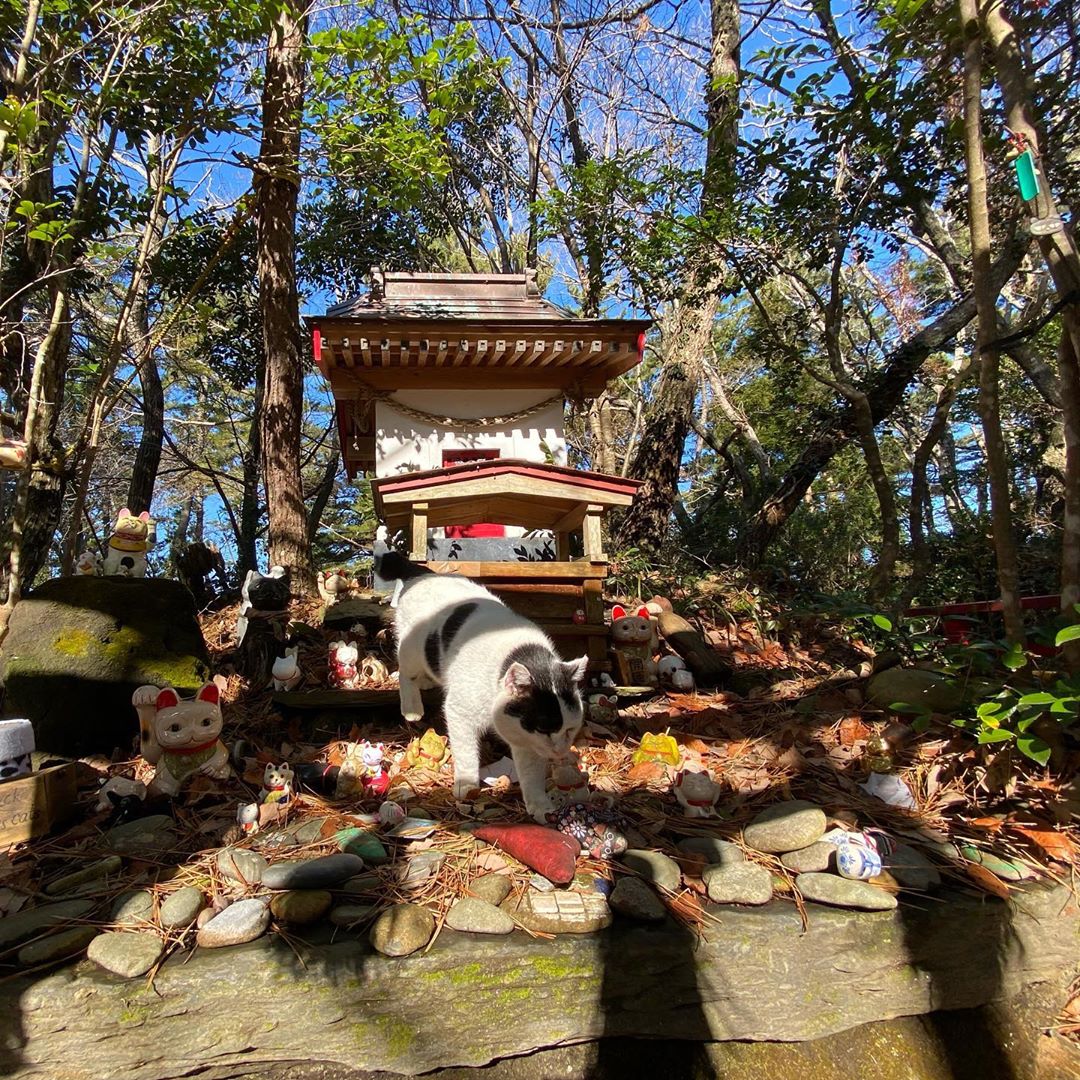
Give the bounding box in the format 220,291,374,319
378,552,588,821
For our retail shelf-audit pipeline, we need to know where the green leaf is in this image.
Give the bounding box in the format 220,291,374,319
911,715,931,734
1002,644,1027,671
872,614,893,631
977,727,1014,744
1055,624,1080,646
1016,735,1052,766
976,701,1003,718
1018,692,1057,706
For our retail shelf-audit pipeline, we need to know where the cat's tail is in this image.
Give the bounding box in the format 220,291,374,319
375,550,434,582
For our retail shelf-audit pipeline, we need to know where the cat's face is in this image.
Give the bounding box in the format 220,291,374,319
263,762,293,788
153,683,222,750
497,656,588,762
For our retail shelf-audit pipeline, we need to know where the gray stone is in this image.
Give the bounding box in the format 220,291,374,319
45,856,123,896
446,897,515,935
468,874,512,906
270,890,332,925
609,877,667,922
884,844,942,892
195,908,214,930
528,874,555,893
621,850,681,893
216,848,268,885
369,903,435,956
796,872,898,911
18,926,99,967
262,854,366,890
339,873,382,896
0,899,95,947
87,931,163,978
780,841,835,874
500,888,612,934
329,904,376,928
158,887,204,930
195,898,271,948
335,829,390,863
111,890,154,927
0,576,210,756
866,667,964,714
743,801,827,854
677,836,745,868
104,815,176,856
398,851,445,890
704,862,774,906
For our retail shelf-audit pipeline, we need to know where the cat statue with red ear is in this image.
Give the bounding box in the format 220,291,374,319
610,604,658,687
132,682,231,797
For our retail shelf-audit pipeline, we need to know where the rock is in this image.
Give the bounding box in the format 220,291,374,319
335,829,390,864
196,898,271,948
398,851,445,890
195,908,215,930
528,874,555,893
18,926,99,967
468,874,512,906
446,897,515,935
676,837,744,868
704,862,774,906
500,888,612,934
780,842,835,874
45,856,123,896
884,845,942,892
329,904,377,928
0,576,210,755
262,854,366,890
158,887,205,930
797,872,898,911
960,845,1037,882
609,877,667,922
866,667,963,715
0,899,95,947
621,850,681,893
473,823,580,885
111,890,155,927
270,890,332,925
388,818,438,841
104,815,176,856
216,848,268,885
369,904,435,956
86,931,163,978
339,873,382,896
743,801,827,854
288,817,331,845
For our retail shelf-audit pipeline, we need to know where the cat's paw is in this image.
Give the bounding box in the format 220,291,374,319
132,684,160,709
526,795,557,823
453,778,480,800
402,712,424,724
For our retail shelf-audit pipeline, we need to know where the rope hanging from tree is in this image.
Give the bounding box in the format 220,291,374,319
353,387,564,430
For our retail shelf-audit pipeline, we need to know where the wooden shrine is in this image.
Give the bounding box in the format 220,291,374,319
310,269,649,667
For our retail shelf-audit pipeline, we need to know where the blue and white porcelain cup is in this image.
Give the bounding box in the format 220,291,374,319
836,840,883,880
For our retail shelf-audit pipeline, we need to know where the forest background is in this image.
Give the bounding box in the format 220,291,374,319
1,0,1078,650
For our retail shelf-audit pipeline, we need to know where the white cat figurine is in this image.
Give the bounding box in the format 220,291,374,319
329,640,359,689
378,551,587,822
270,646,302,691
658,655,695,693
674,768,722,818
103,508,151,577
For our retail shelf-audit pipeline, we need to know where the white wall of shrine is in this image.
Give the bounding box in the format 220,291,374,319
374,389,567,478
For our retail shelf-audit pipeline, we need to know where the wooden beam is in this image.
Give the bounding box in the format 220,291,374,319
511,340,527,365
435,340,448,366
423,560,607,580
453,340,470,366
409,502,429,561
330,366,611,393
582,503,607,562
360,338,371,365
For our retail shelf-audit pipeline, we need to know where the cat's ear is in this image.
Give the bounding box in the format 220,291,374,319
196,682,220,706
611,605,627,621
563,656,589,685
503,662,532,695
636,606,650,619
155,687,179,710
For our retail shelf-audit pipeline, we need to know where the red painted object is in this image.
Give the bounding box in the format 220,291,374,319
906,594,1062,654
473,822,580,884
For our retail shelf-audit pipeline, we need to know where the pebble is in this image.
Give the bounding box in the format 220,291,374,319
528,874,555,893
621,850,681,893
45,856,123,896
796,872,898,911
111,890,154,927
884,845,942,892
18,926,99,967
0,899,95,948
330,904,377,928
104,815,176,856
86,931,163,978
960,845,1037,882
369,903,435,956
388,818,438,840
398,851,445,890
270,890,333,925
335,829,390,864
743,801,827,854
216,848,268,885
446,897,515,935
263,853,366,890
196,908,215,929
703,862,774,906
196,898,271,948
676,837,745,868
159,887,205,930
500,889,612,934
468,874,512,906
780,841,835,874
290,817,332,845
339,873,382,896
609,877,667,922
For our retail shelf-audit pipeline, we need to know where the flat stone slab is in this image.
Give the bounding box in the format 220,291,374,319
1,884,1078,1078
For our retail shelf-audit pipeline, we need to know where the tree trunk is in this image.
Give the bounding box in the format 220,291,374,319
256,0,314,595
961,0,1023,643
306,443,340,543
126,293,164,514
237,365,265,581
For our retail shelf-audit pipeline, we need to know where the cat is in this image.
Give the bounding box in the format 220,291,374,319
102,508,151,577
377,550,588,822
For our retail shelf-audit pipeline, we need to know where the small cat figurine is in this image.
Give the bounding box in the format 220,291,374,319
103,508,151,577
610,605,658,687
550,761,590,805
317,568,359,605
259,762,294,804
328,640,359,689
236,565,289,645
270,646,302,691
378,551,587,822
335,742,365,799
658,655,695,692
75,550,102,576
673,768,722,818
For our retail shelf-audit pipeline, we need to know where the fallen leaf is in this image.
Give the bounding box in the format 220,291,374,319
964,862,1012,900
968,817,1005,831
840,716,871,747
1011,826,1078,864
627,760,666,783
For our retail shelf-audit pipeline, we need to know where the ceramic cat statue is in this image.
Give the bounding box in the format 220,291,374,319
610,605,658,687
103,508,151,577
316,568,360,606
658,654,695,693
0,719,34,782
550,761,590,805
131,682,231,797
673,767,722,818
358,654,389,686
94,775,147,813
74,550,102,576
259,762,295,804
270,646,302,691
335,742,365,799
328,640,359,689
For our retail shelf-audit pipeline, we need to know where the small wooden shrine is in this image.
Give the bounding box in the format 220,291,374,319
310,268,650,668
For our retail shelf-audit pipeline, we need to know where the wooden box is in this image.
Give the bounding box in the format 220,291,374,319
0,763,77,847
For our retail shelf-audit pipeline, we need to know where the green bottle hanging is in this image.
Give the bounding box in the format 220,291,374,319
1013,149,1040,201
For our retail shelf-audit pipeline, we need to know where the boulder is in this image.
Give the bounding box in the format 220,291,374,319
866,667,963,715
0,577,209,756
